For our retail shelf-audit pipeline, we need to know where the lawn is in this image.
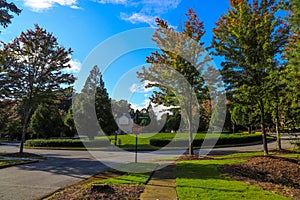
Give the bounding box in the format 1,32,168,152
176,159,290,200
25,133,266,150
102,132,263,150
0,159,28,166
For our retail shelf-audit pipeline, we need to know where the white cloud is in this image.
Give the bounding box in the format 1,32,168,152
120,12,157,27
66,59,81,73
129,81,155,93
99,0,182,26
98,0,128,4
130,99,150,111
130,100,171,120
24,0,79,12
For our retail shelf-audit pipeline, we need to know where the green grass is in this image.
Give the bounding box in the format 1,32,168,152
214,152,269,159
0,159,27,166
176,159,290,200
100,133,261,149
155,157,177,161
25,133,264,150
278,154,300,159
94,173,150,185
84,162,157,188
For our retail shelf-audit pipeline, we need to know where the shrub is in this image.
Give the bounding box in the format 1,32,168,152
29,104,63,139
150,134,262,147
25,139,109,148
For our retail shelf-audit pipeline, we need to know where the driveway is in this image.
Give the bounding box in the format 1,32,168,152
0,136,295,200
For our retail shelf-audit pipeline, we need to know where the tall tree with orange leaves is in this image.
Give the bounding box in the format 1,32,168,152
137,9,214,155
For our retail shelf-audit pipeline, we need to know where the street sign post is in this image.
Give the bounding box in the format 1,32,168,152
132,124,142,163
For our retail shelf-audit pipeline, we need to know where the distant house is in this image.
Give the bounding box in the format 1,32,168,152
116,113,133,134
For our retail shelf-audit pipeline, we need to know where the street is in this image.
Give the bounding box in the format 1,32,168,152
0,136,295,200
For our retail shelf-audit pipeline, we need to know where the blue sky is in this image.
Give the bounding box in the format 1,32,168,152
1,0,230,112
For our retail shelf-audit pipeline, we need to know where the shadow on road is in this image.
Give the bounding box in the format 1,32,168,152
14,156,113,179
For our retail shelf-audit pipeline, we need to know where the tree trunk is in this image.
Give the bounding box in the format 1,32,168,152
275,114,281,150
259,100,268,156
188,119,193,155
188,90,193,155
19,108,32,153
275,90,282,150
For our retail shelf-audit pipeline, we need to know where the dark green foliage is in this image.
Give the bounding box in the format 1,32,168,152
282,0,300,131
25,139,108,148
0,0,21,29
95,68,118,135
29,104,63,139
160,110,181,133
0,100,22,140
150,134,263,147
63,107,76,137
212,0,289,155
74,66,117,139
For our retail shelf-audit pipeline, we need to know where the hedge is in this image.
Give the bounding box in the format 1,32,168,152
25,139,109,148
150,134,263,147
291,141,300,148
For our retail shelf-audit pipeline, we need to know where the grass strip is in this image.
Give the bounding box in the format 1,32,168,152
176,159,290,200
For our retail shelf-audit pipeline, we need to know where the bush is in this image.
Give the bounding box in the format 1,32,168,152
150,134,263,147
29,104,64,139
25,139,109,148
291,141,300,149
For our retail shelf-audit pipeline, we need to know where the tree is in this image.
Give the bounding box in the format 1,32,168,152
95,67,117,135
0,0,21,29
282,0,300,132
0,100,22,140
0,24,75,152
75,66,117,139
29,103,63,139
212,0,289,155
64,107,76,137
137,9,210,155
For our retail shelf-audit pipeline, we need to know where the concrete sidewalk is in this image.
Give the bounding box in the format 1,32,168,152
140,163,177,200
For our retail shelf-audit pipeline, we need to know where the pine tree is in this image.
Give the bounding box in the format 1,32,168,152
75,66,117,140
212,0,289,155
95,67,117,135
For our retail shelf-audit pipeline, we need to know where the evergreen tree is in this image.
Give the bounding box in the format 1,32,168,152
94,67,117,135
75,66,117,139
212,0,289,155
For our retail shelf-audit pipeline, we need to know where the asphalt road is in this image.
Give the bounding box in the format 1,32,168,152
0,136,295,200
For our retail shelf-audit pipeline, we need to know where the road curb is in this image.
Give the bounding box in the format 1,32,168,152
0,160,39,169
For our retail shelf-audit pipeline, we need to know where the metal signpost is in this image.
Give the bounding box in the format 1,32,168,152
132,124,142,163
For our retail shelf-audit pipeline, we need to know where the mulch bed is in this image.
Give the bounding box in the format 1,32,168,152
46,172,145,200
220,156,300,200
47,184,144,200
176,154,215,161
